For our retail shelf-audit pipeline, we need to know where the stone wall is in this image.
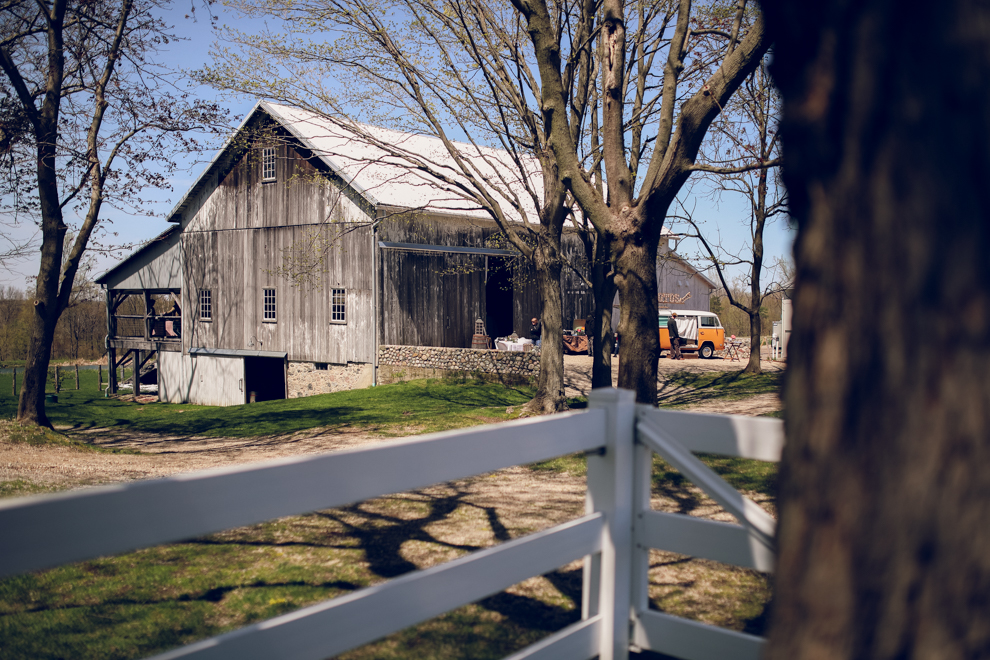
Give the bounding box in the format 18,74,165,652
377,345,539,384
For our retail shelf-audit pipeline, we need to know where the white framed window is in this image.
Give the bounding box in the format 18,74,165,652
331,288,346,323
199,289,212,321
263,288,277,322
262,147,276,182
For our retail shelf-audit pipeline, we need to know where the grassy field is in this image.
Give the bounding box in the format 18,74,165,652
0,372,780,659
0,370,533,437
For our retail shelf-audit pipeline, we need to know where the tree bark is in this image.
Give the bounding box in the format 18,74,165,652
744,310,761,373
612,219,660,404
762,1,990,658
582,225,616,390
523,234,567,415
589,260,617,390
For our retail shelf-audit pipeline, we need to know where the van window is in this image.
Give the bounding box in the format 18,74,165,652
701,316,718,327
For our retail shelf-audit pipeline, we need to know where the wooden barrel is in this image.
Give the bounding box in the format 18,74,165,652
471,334,490,350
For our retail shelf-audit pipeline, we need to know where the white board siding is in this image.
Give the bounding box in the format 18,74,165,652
159,351,246,406
182,224,374,364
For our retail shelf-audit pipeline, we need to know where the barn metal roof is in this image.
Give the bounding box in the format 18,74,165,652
263,102,544,223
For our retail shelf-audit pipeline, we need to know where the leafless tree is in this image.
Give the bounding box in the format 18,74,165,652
0,0,227,426
674,53,787,372
509,0,772,402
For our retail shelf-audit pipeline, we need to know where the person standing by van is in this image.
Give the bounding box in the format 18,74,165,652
667,312,683,360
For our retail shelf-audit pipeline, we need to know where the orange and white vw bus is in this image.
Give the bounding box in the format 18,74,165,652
658,309,725,359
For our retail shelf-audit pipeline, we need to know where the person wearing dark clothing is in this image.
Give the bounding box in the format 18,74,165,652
530,317,542,347
667,312,683,360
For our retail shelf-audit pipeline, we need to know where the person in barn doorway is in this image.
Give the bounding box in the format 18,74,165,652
667,312,683,360
530,317,542,347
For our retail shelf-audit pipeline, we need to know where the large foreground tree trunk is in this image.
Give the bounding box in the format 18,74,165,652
763,1,990,658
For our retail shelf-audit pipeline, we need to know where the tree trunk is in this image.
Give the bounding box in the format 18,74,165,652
18,295,61,428
589,269,617,390
18,89,67,427
523,239,567,415
588,229,616,390
744,310,762,374
612,228,660,404
763,1,990,658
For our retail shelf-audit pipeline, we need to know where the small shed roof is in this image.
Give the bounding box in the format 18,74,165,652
95,225,181,288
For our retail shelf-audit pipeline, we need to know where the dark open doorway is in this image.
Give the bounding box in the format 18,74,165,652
244,356,286,402
485,256,514,339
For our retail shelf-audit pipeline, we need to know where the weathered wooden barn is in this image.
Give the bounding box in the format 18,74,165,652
97,102,711,405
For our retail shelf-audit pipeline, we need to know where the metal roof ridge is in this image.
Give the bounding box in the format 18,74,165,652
259,102,382,208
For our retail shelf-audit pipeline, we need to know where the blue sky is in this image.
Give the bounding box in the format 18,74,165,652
0,2,793,295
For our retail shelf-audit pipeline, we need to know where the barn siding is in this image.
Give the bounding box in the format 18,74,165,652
180,140,376,364
657,245,713,311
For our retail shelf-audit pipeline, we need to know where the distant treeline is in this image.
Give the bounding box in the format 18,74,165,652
0,286,105,363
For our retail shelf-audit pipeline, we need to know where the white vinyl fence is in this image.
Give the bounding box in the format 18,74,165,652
0,389,784,660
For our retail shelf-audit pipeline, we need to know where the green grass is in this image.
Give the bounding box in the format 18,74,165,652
0,371,776,658
0,490,582,660
532,451,777,499
0,370,533,438
0,419,136,454
0,479,55,498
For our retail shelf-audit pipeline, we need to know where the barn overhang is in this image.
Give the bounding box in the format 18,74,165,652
188,348,288,359
377,241,519,257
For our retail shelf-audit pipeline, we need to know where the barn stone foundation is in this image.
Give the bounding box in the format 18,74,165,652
377,345,539,385
287,362,373,398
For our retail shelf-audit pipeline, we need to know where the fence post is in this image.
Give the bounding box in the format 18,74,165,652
75,365,79,390
55,366,60,394
12,368,16,396
585,388,636,660
98,364,103,391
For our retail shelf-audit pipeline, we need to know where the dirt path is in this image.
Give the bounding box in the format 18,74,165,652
1,356,782,492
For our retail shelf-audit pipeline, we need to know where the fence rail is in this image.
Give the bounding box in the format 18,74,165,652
0,389,784,660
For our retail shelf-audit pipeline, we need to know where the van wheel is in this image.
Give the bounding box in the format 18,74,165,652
700,343,714,359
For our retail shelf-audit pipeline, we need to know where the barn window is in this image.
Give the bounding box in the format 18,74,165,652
261,147,276,182
331,288,346,323
263,288,277,322
199,289,212,321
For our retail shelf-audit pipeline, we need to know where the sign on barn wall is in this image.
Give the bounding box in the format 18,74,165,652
659,292,692,304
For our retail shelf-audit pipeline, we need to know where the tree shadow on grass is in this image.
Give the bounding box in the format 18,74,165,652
1,484,586,659
656,370,782,407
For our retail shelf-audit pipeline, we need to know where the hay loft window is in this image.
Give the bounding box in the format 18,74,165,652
331,288,346,324
199,289,212,322
261,147,276,182
263,288,277,322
